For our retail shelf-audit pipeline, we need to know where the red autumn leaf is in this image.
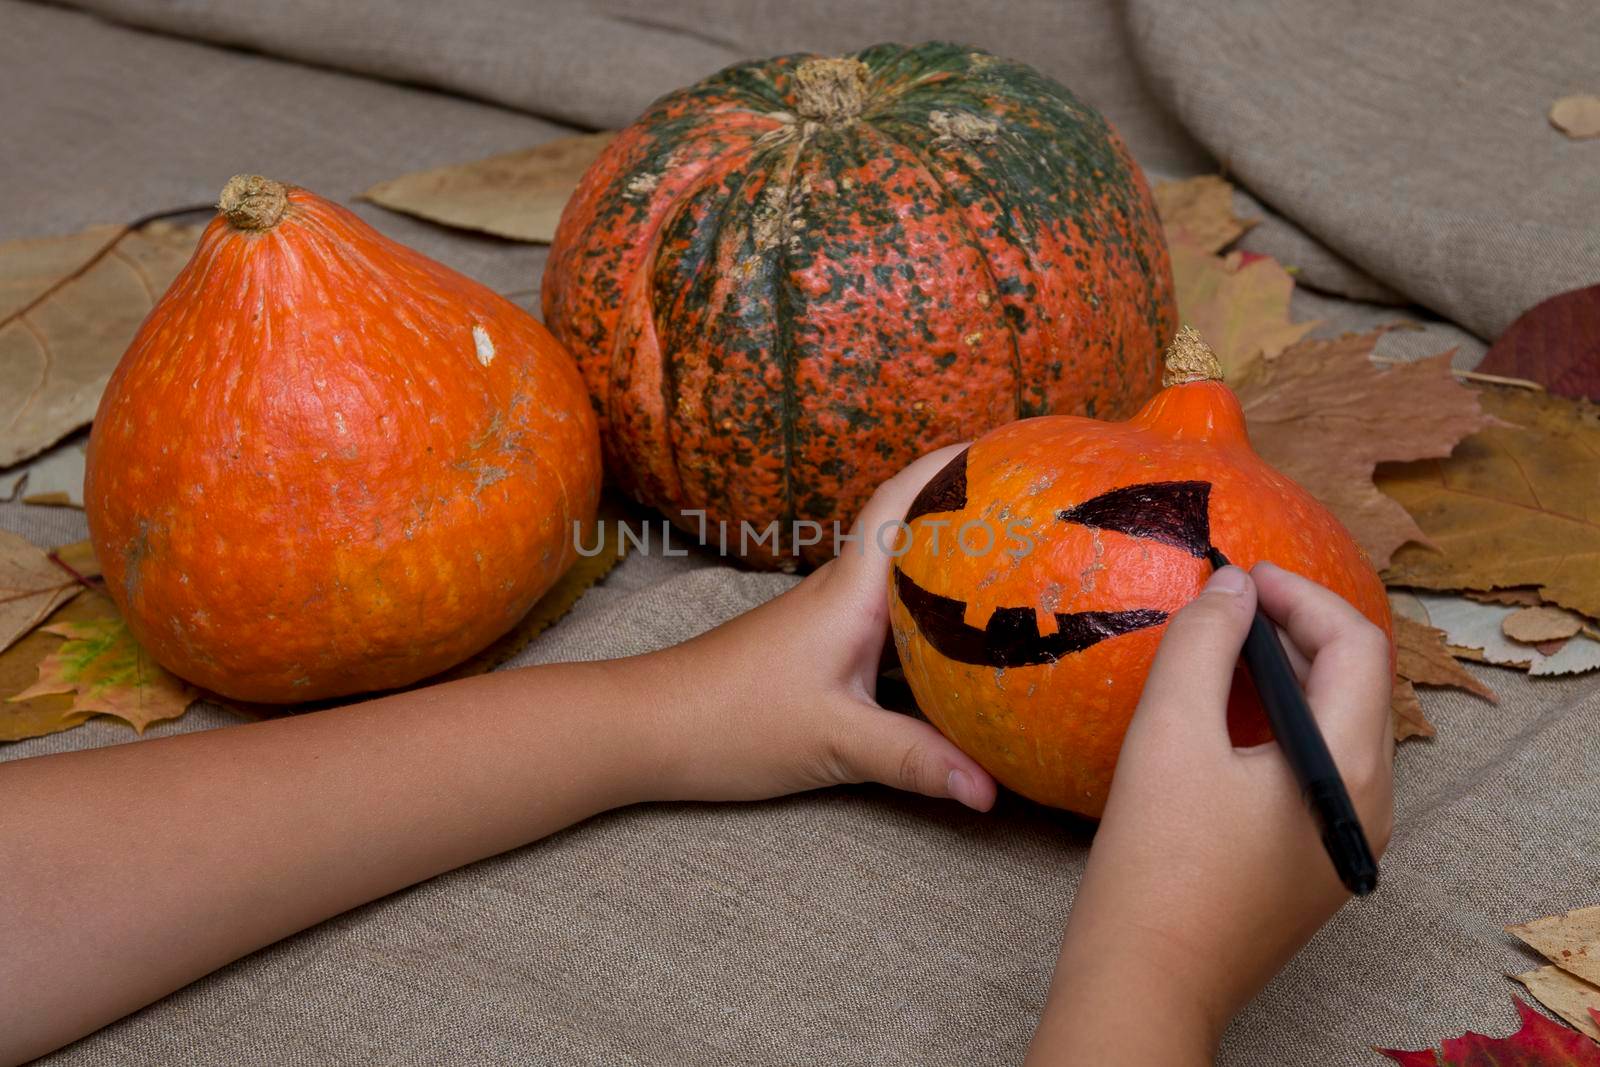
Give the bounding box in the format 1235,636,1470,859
1475,285,1600,401
1376,998,1600,1065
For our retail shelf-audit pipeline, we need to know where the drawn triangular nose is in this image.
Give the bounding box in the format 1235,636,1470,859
1056,480,1213,558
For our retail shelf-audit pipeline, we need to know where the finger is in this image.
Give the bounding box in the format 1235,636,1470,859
1277,623,1312,685
1126,565,1257,754
833,442,971,581
828,702,997,812
1251,562,1392,754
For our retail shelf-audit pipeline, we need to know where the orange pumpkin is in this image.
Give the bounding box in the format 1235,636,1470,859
543,42,1175,568
84,175,601,703
887,328,1393,816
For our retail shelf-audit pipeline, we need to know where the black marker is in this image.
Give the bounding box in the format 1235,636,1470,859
1205,547,1379,897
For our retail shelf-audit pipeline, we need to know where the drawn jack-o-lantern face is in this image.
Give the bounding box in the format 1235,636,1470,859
887,349,1392,817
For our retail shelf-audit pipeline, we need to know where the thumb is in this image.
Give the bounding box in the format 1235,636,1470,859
829,703,997,812
1127,565,1257,753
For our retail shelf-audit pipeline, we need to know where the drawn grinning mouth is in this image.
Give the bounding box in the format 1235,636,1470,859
895,448,1215,668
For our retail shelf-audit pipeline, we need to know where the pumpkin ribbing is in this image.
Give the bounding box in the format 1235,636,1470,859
544,42,1177,567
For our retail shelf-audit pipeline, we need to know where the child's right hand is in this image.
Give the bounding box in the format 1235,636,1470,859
1029,562,1396,1065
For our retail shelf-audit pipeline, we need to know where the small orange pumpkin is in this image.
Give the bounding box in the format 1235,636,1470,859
888,327,1393,816
85,175,600,703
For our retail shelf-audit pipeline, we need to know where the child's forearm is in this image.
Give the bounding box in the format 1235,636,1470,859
0,654,678,1066
1025,920,1221,1066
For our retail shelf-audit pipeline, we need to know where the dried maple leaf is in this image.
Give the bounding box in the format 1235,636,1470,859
1475,286,1600,403
1516,967,1600,1042
0,589,116,742
1169,241,1316,382
1380,387,1600,620
1550,96,1600,140
1154,175,1258,254
1468,587,1545,607
1504,606,1587,644
363,132,617,243
1511,907,1600,988
0,219,202,467
1394,614,1498,702
0,529,84,655
1377,998,1600,1065
1390,678,1436,741
1238,331,1491,569
9,615,196,733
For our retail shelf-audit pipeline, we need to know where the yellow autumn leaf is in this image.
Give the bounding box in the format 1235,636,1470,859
1380,387,1600,619
1168,241,1316,383
10,613,197,734
1153,174,1258,254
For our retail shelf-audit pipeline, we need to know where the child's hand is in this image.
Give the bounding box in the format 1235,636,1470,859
1029,562,1395,1065
643,444,998,812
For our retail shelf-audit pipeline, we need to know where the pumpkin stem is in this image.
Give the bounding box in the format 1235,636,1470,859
794,57,871,123
1162,325,1224,387
218,174,289,232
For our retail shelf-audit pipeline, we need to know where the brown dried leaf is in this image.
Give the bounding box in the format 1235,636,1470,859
50,539,101,582
1504,605,1586,645
1170,242,1316,382
1390,678,1435,741
0,220,202,467
0,589,116,742
1510,906,1600,988
1393,613,1498,702
1238,332,1492,569
362,132,617,243
1154,175,1258,254
1513,966,1600,1042
1406,590,1600,676
1467,587,1545,607
1550,95,1600,140
1380,387,1600,619
0,529,81,655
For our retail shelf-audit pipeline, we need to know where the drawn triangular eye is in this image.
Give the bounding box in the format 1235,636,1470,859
1057,480,1213,558
905,447,969,523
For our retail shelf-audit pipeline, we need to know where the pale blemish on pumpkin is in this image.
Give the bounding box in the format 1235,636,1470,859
333,410,347,435
929,109,1001,145
123,521,151,604
473,324,496,366
626,172,661,198
1076,529,1107,597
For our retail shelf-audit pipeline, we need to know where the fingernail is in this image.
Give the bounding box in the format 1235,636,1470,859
1206,565,1249,595
946,768,982,810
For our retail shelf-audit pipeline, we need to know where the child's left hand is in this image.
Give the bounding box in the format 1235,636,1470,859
640,443,997,812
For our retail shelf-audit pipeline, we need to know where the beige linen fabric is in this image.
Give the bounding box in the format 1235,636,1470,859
4,0,1598,1063
1126,0,1600,339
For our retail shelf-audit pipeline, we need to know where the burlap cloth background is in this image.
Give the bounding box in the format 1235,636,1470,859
3,1,1598,1063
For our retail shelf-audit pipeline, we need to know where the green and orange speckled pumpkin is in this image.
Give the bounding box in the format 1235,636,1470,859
84,175,601,703
543,41,1176,568
887,329,1394,817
